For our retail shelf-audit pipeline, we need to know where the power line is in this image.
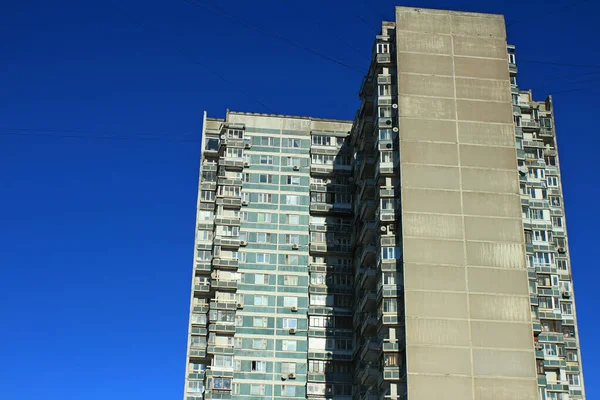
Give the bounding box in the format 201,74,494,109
183,0,365,74
0,129,200,143
107,1,275,113
283,0,365,58
507,0,592,27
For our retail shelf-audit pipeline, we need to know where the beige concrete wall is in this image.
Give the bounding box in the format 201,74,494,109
396,7,537,400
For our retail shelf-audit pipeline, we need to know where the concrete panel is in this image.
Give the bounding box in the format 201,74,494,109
399,95,456,120
461,168,519,194
474,377,538,400
468,268,529,296
471,321,535,349
396,9,451,34
450,13,507,38
397,52,454,76
464,216,523,242
453,36,507,59
469,294,531,322
407,346,472,375
399,74,455,98
397,31,452,55
456,77,511,102
406,290,469,319
463,192,522,218
457,100,513,124
460,145,517,170
402,164,460,190
400,118,457,143
466,241,525,269
458,121,515,147
454,57,510,80
404,263,466,291
406,317,470,346
404,213,464,239
402,188,462,215
408,374,473,400
403,237,465,266
402,141,458,166
473,349,536,378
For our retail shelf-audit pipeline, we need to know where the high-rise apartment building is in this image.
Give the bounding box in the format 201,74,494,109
183,6,585,400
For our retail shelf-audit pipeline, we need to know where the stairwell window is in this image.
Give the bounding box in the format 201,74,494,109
250,384,266,396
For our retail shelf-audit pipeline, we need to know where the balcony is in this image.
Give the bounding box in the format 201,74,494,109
376,53,392,64
195,261,212,274
358,339,379,363
359,245,377,266
212,258,239,270
213,236,241,249
210,279,238,291
208,323,236,334
355,362,379,386
521,120,540,130
358,221,377,244
360,268,377,290
214,216,241,226
218,157,244,170
310,202,334,214
359,291,377,312
217,177,243,186
359,200,376,221
194,283,210,293
207,345,235,355
215,196,242,209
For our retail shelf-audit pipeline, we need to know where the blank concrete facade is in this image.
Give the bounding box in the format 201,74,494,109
395,7,537,400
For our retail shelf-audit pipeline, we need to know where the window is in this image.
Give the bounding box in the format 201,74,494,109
256,253,270,264
286,195,300,205
255,274,268,284
197,250,212,261
539,296,559,310
286,175,300,185
251,360,267,372
568,374,581,386
508,53,516,64
563,326,575,338
379,128,393,140
310,294,328,306
381,151,394,163
287,138,301,148
377,43,390,53
312,135,333,146
283,318,297,329
226,148,243,159
187,381,204,393
257,232,271,243
199,211,214,220
381,247,401,260
284,275,298,285
550,196,561,207
379,106,392,118
285,254,299,265
378,84,391,96
250,384,266,396
552,217,563,228
197,230,213,241
510,75,517,86
512,94,519,105
285,234,300,244
281,362,296,374
283,296,298,307
259,174,273,184
541,320,562,333
286,157,302,166
281,385,296,397
561,303,573,315
213,355,234,368
252,338,267,349
259,137,275,146
557,259,568,272
310,316,333,328
200,190,215,201
566,350,578,362
547,176,559,187
384,353,400,367
282,340,297,351
257,193,272,203
254,295,269,306
383,298,398,313
259,155,274,165
257,212,272,223
542,343,558,357
253,317,268,328
240,211,248,221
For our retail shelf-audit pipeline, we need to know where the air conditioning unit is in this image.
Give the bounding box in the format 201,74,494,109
288,373,296,379
241,200,249,206
291,306,298,312
237,303,244,309
558,247,566,253
240,240,247,246
380,226,387,232
244,143,251,149
563,291,572,298
292,243,299,250
388,224,395,232
392,127,399,132
281,374,287,381
392,103,398,109
243,162,250,167
289,328,297,334
293,165,300,171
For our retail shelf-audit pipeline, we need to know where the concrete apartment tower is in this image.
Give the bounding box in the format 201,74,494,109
183,6,585,400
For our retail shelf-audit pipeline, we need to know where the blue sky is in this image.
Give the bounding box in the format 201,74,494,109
0,0,598,398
